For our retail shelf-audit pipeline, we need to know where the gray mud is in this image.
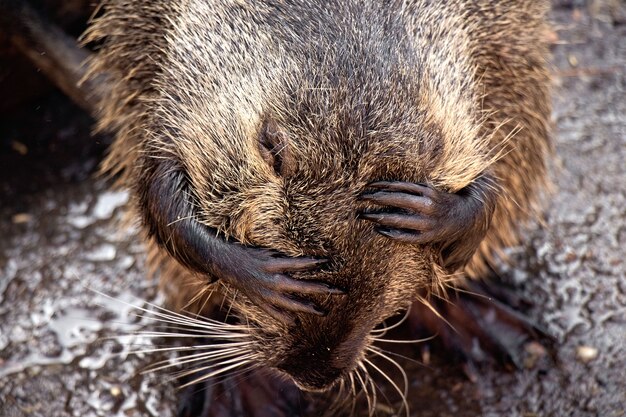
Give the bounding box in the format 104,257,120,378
1,3,625,417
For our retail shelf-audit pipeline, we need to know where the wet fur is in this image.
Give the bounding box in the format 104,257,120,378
84,0,551,391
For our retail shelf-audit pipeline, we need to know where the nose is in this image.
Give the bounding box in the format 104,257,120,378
276,329,367,392
278,350,344,392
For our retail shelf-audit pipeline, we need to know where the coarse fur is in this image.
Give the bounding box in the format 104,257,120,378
84,0,551,395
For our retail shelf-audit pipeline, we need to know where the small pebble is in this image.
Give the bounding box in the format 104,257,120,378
421,345,431,366
11,141,28,155
12,213,33,224
110,385,122,397
576,345,598,363
525,341,548,357
524,341,548,369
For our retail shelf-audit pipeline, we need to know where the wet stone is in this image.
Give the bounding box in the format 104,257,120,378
576,345,599,363
37,329,63,358
84,244,117,262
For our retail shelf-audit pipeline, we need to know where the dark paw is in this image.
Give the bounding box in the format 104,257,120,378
177,369,306,417
220,247,344,325
359,178,496,271
139,161,343,326
407,280,554,380
360,181,448,244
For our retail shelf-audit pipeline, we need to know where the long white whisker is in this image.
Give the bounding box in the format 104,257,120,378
367,347,409,404
122,340,253,357
125,331,252,340
86,288,262,399
174,353,257,380
348,371,357,397
368,345,428,368
127,309,251,333
354,366,373,417
178,358,256,389
151,352,251,376
89,288,250,332
370,307,412,337
372,333,436,344
366,369,378,415
358,363,378,417
140,316,250,332
145,348,251,373
348,371,358,416
363,357,410,417
328,377,346,412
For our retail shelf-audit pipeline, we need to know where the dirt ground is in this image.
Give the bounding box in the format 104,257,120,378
0,2,624,417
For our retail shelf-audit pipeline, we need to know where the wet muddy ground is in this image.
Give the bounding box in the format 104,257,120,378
1,3,625,417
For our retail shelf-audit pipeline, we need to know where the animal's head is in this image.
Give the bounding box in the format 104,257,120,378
213,122,446,391
137,0,493,392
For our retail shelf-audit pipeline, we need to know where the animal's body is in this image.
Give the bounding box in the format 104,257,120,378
83,0,551,414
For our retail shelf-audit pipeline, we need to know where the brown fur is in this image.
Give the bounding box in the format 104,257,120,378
84,0,551,390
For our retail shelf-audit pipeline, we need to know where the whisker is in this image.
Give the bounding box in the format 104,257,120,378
367,345,429,368
354,365,373,417
371,333,437,344
366,368,379,415
370,307,412,337
358,362,379,417
327,377,347,412
164,354,248,380
145,348,251,373
348,371,358,415
367,347,409,404
363,357,410,417
174,353,257,381
89,287,251,332
128,308,251,332
85,288,261,400
416,295,458,334
348,371,357,397
178,358,256,389
443,282,493,301
121,340,253,357
123,330,252,340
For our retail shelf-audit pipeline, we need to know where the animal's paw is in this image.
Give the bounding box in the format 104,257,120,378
360,181,477,243
359,178,496,271
220,247,344,324
177,369,307,417
407,280,554,380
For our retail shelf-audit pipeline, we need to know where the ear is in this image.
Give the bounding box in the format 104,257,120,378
258,119,296,177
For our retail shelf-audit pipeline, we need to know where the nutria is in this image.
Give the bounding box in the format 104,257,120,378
3,0,553,415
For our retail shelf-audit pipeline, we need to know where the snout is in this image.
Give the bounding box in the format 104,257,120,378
274,323,369,392
282,358,343,392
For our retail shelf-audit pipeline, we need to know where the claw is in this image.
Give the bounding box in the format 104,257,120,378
270,293,326,317
360,212,431,231
368,181,435,197
264,257,328,273
270,274,344,295
375,227,429,244
259,302,296,326
361,191,432,212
